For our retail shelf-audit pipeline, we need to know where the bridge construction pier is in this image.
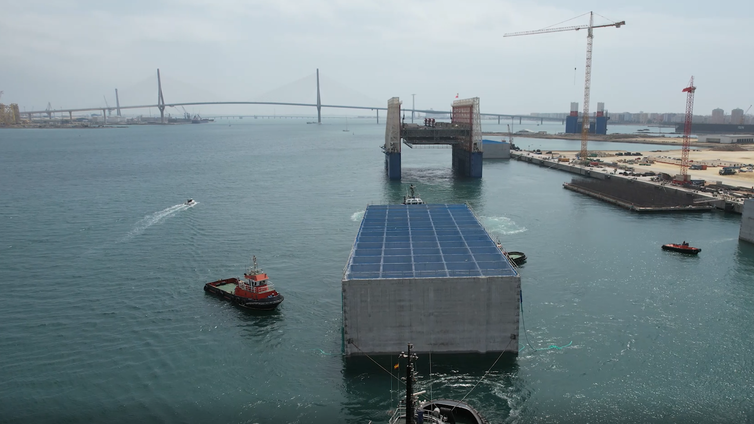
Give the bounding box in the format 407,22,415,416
383,97,483,180
384,98,402,179
450,97,483,178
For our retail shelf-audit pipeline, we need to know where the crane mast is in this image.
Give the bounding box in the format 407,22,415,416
679,77,696,183
504,12,624,162
580,13,595,161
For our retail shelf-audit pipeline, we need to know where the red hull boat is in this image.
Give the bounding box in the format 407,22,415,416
204,256,284,310
662,242,701,255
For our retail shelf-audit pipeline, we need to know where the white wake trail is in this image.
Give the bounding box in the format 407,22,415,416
480,215,527,236
350,210,365,222
121,204,189,242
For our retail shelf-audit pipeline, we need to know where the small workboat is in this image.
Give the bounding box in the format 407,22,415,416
402,184,425,205
204,256,284,310
497,240,526,266
662,242,701,255
185,198,196,206
388,343,488,424
507,251,527,265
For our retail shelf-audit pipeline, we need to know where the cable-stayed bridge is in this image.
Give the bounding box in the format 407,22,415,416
23,69,563,125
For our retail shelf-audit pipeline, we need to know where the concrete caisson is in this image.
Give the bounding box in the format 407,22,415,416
740,199,754,244
342,204,520,356
482,139,511,159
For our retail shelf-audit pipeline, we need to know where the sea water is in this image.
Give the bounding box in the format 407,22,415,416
1,119,752,423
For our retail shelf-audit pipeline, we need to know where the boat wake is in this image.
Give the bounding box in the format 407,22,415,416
481,215,527,235
350,210,365,222
121,203,195,242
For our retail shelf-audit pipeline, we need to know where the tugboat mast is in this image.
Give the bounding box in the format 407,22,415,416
400,343,418,423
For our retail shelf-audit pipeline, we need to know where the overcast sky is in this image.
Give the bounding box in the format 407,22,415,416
2,0,753,117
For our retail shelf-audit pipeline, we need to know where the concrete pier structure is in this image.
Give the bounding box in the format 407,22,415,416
383,97,484,179
740,199,754,244
383,97,402,179
342,204,520,357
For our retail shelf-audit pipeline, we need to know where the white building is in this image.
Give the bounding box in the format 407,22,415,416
698,134,754,144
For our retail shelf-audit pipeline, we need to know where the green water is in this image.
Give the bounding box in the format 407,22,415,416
1,119,752,423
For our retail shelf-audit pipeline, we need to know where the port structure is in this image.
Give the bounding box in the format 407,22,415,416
383,97,483,180
504,11,625,162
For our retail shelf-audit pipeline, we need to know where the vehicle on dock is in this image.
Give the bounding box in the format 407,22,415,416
719,167,737,175
204,256,284,310
662,242,701,255
388,343,488,424
402,184,425,205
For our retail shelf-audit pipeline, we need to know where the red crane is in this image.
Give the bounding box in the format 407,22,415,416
678,77,696,184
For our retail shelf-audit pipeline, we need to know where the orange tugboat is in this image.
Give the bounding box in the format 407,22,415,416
204,256,284,310
662,241,701,255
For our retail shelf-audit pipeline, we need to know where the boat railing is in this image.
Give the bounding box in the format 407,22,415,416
388,405,406,424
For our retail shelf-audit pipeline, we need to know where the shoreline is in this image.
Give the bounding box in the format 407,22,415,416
482,131,695,146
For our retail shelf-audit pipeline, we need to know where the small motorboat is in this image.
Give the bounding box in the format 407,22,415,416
204,256,284,310
662,242,701,255
185,198,196,206
402,184,425,205
507,251,527,265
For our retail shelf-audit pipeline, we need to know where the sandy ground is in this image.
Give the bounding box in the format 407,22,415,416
544,145,754,188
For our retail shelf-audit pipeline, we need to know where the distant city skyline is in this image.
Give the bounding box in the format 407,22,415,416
533,105,753,125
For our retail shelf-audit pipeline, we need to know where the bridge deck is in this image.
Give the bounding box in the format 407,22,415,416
401,123,471,146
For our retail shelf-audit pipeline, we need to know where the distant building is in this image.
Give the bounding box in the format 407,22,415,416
731,108,744,125
564,102,609,134
711,108,725,124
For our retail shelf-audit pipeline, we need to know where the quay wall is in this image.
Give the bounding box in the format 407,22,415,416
741,199,754,244
511,152,744,214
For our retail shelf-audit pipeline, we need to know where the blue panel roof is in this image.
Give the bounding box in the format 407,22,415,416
344,204,518,280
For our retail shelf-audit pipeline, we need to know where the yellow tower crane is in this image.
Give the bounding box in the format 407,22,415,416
504,12,625,162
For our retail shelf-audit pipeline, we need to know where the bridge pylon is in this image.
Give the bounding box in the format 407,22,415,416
115,89,121,117
157,69,166,124
316,69,322,124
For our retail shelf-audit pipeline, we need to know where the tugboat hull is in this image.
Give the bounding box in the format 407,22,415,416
204,278,284,311
662,244,701,255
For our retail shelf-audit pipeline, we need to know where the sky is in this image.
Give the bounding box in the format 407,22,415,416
2,0,753,117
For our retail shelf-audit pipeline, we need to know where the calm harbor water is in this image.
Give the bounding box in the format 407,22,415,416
1,119,753,423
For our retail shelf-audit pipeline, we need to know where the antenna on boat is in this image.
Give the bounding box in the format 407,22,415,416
400,343,418,424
